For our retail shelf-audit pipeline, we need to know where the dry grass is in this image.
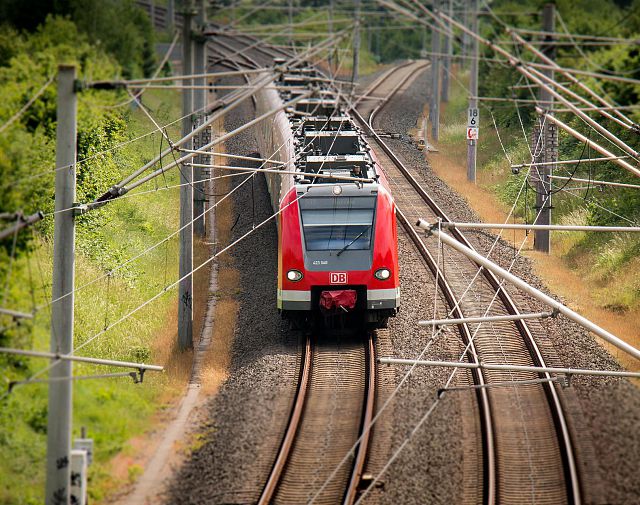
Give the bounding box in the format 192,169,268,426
528,250,640,372
198,119,240,395
200,297,237,394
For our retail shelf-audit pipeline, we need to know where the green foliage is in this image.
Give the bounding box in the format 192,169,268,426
468,0,640,309
0,11,182,503
0,0,155,78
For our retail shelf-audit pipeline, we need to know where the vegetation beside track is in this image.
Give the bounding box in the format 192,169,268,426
0,4,191,503
429,0,640,316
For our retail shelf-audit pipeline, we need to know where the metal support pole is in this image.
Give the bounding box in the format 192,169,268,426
418,311,554,328
288,0,294,47
328,0,334,69
167,0,175,34
430,0,441,141
352,0,361,85
378,357,640,379
461,0,469,67
466,0,478,182
179,2,194,350
416,219,640,361
46,64,77,505
193,0,207,236
1,347,163,371
441,0,452,102
534,3,556,253
439,221,640,233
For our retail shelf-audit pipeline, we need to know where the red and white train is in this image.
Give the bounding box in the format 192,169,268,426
255,66,399,327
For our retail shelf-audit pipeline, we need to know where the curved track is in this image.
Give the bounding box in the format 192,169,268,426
354,62,581,505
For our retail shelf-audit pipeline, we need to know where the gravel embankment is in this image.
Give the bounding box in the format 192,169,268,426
167,63,638,505
378,66,640,505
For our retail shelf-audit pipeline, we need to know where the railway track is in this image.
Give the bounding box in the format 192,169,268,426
353,62,581,504
258,333,377,505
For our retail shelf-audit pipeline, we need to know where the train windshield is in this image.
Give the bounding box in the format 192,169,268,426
299,195,377,252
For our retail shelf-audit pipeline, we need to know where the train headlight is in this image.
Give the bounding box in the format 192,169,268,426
332,185,343,196
374,268,391,280
287,269,303,282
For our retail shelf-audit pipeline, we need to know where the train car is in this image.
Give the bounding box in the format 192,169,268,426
254,68,400,328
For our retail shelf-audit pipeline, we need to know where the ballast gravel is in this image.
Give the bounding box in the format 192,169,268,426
378,66,640,505
166,64,639,505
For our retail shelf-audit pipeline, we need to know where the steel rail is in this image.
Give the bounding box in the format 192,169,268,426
258,333,377,505
367,61,430,128
258,334,312,505
396,210,497,505
355,61,496,504
343,334,378,505
353,62,581,504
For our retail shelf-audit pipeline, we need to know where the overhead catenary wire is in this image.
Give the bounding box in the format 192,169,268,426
349,182,561,503
397,0,640,165
7,47,355,388
0,98,217,192
90,28,351,205
87,90,313,210
549,175,640,190
310,51,559,501
509,30,637,128
8,372,142,393
1,35,351,339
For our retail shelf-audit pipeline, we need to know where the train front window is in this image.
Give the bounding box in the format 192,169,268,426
299,196,376,252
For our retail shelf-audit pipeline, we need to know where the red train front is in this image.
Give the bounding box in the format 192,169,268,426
278,179,399,328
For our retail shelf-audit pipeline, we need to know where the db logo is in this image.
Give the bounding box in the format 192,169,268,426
330,272,347,284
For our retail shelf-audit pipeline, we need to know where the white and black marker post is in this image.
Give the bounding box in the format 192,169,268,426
467,0,479,183
179,0,194,350
46,64,77,505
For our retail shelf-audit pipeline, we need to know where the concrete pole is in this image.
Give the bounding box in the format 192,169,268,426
461,0,469,68
328,0,334,69
179,2,194,350
352,0,361,85
193,0,207,237
430,0,441,142
534,3,556,253
441,0,452,102
46,64,77,505
167,0,175,34
288,0,294,47
467,0,478,182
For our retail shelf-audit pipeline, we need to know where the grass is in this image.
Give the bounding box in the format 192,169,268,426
0,87,199,504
